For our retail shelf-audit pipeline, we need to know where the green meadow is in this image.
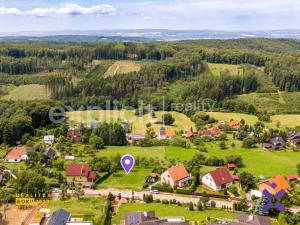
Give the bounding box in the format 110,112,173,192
112,203,236,224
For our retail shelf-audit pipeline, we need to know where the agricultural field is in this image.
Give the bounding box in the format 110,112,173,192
104,60,141,77
66,110,196,134
1,84,50,101
207,111,300,128
207,63,244,76
112,203,236,224
48,197,107,220
236,92,300,114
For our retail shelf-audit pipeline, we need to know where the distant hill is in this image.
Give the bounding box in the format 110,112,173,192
2,29,300,42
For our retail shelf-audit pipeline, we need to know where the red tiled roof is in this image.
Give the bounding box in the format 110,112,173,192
66,130,82,138
167,164,190,182
88,171,97,179
5,146,33,160
184,130,194,138
209,168,234,186
66,164,91,177
159,128,176,137
288,175,298,181
228,163,236,168
232,175,239,180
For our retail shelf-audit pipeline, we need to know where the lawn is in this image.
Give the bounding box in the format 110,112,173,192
66,110,196,134
207,111,300,129
1,84,50,101
207,63,243,76
204,141,300,177
104,60,141,77
0,149,7,158
112,203,236,224
97,168,152,191
48,197,107,220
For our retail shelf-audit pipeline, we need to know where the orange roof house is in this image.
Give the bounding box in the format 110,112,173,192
228,121,241,129
158,127,176,139
199,127,221,138
259,176,291,195
4,146,33,163
161,164,192,188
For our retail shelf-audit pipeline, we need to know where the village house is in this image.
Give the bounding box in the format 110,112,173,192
66,130,83,143
207,213,270,225
66,164,96,188
202,167,234,192
258,175,291,195
48,208,93,225
125,211,188,225
41,148,57,166
221,121,241,130
263,137,286,150
287,131,300,147
227,163,236,171
43,135,55,145
183,128,195,139
199,127,221,138
4,146,33,163
161,164,192,188
157,127,176,140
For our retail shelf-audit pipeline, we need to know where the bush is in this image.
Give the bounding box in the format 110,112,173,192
176,189,193,195
162,199,169,204
152,184,174,193
162,113,175,125
210,201,216,208
89,135,104,149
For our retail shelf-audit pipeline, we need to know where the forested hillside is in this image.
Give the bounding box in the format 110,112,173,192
0,38,300,114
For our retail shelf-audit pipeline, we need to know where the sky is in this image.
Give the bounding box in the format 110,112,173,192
0,0,300,32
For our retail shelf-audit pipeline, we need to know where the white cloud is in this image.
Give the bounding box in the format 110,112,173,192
0,7,22,15
142,16,152,20
0,4,116,17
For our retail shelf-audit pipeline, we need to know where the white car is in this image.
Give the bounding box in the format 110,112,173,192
150,189,159,194
51,188,60,193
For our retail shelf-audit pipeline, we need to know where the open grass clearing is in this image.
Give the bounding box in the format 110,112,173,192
104,60,141,77
207,63,243,76
236,92,300,114
112,203,236,224
1,84,50,101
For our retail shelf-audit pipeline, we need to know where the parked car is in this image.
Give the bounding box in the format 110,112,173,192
150,189,160,194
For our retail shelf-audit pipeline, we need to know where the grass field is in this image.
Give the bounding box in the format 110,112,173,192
207,112,300,128
204,141,300,177
104,60,141,77
207,63,243,76
1,84,50,101
48,197,107,220
236,92,300,114
95,145,197,161
112,203,236,224
66,110,196,134
97,168,152,191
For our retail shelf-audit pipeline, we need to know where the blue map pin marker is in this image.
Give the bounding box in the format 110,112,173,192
121,155,135,174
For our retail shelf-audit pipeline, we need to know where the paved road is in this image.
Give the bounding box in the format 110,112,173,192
82,188,236,208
